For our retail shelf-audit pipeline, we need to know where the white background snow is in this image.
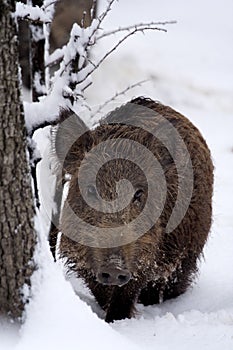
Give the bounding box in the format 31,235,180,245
1,0,233,349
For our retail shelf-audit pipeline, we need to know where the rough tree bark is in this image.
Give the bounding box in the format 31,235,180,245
0,1,36,320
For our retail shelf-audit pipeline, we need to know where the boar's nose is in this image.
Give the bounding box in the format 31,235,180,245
97,266,131,286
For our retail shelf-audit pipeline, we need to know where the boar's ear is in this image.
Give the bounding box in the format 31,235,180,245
54,109,93,174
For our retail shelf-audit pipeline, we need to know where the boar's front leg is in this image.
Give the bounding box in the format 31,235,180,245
105,284,139,323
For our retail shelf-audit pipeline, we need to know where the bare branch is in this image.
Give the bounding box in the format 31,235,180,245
77,25,167,86
90,80,148,121
63,80,93,101
25,0,176,135
97,0,116,26
97,21,177,40
87,0,117,44
84,56,98,69
46,20,174,75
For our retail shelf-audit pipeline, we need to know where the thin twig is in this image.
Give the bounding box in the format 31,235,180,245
97,21,177,40
85,56,97,69
91,80,148,120
47,15,174,75
87,0,117,44
97,0,116,26
77,26,166,85
43,0,57,10
90,0,97,20
81,10,87,28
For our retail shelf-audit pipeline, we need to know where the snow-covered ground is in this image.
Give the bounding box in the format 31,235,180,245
1,0,233,349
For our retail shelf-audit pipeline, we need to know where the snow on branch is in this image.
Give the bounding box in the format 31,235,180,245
24,20,97,134
46,20,175,78
15,2,52,24
76,23,175,87
90,0,98,20
24,0,175,135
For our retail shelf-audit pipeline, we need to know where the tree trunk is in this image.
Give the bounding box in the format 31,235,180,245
31,0,46,102
50,0,97,52
0,1,36,320
48,0,98,259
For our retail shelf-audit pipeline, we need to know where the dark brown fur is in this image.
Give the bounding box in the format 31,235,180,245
54,97,214,322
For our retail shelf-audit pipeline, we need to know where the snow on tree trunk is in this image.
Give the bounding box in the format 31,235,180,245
0,0,36,320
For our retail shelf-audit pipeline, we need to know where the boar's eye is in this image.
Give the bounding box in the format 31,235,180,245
87,185,98,198
133,189,144,203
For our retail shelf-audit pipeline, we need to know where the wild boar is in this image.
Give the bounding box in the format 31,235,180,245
53,97,213,322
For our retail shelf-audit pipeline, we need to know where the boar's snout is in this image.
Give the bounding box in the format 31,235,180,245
97,265,132,286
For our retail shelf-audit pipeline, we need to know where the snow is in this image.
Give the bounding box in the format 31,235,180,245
1,0,233,349
15,226,140,350
24,17,98,133
15,2,52,23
